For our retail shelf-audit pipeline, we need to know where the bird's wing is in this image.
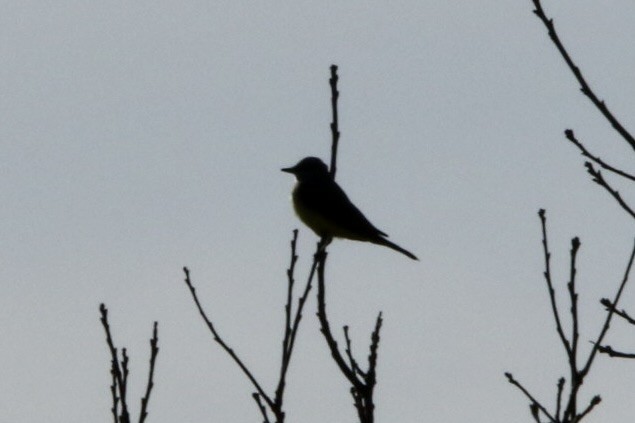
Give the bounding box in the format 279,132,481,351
297,178,388,239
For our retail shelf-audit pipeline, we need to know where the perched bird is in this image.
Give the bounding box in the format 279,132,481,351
282,157,417,260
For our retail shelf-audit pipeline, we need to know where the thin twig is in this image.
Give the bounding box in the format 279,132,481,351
364,312,382,419
343,326,364,377
282,232,297,352
505,372,557,422
533,0,635,151
581,239,635,376
121,349,129,421
584,162,635,220
274,230,317,416
555,377,565,421
110,366,119,423
567,238,581,372
182,267,275,410
596,344,635,359
367,314,382,388
565,130,635,182
329,65,340,179
538,209,572,354
316,251,364,390
316,248,379,423
253,393,272,423
275,230,299,409
139,322,159,423
577,396,602,421
600,298,635,325
100,304,130,423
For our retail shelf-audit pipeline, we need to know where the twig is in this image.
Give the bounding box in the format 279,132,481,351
508,212,634,421
565,130,635,182
596,344,635,359
275,230,299,409
100,305,158,423
567,237,581,372
316,249,380,423
121,349,129,419
282,230,298,352
581,239,635,376
100,304,131,423
577,396,602,421
343,326,363,377
555,377,565,421
139,322,159,423
532,0,635,151
364,312,382,418
110,366,119,423
505,372,557,422
253,393,271,423
274,230,317,414
329,65,340,179
316,252,364,389
183,230,319,423
538,209,572,355
600,298,635,325
585,162,635,220
182,267,275,410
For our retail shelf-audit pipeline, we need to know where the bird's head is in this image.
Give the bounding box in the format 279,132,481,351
281,157,330,181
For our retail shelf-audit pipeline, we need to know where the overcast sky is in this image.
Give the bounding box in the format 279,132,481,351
3,1,635,422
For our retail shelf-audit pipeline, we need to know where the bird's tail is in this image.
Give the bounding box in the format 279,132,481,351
372,237,418,261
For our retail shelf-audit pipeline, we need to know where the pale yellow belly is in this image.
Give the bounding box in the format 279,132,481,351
292,194,365,240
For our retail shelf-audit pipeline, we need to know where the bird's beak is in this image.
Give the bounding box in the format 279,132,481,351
281,166,295,174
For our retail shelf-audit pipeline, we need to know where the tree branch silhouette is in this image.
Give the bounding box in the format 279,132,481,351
532,0,635,151
182,229,317,423
314,64,382,423
139,322,159,423
316,249,381,423
506,210,635,422
181,64,386,422
532,0,635,221
516,2,635,420
584,162,635,220
329,65,340,179
565,130,635,182
99,304,159,423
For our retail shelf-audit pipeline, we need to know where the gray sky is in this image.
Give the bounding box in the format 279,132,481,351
3,1,635,422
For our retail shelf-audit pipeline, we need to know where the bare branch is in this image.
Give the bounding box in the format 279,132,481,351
274,230,318,414
343,326,364,377
139,322,159,423
584,162,635,220
121,349,129,419
532,0,635,151
581,239,635,376
182,267,275,410
315,251,363,390
565,130,635,182
252,393,272,423
596,344,635,359
555,377,565,421
329,65,340,179
577,396,602,421
600,298,635,325
505,372,557,422
538,209,572,354
568,237,581,367
100,304,130,423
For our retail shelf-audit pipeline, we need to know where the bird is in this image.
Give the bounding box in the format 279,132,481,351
281,156,418,260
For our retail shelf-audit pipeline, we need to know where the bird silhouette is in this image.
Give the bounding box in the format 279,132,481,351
282,157,417,260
